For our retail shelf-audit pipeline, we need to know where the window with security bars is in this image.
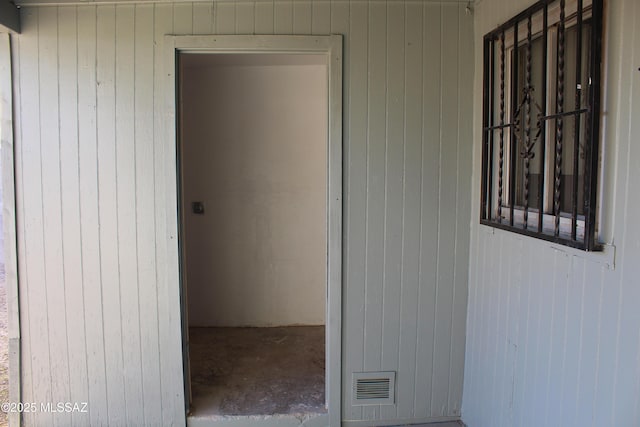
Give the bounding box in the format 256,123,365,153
480,0,603,250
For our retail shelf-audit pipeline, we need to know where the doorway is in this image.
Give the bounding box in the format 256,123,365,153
169,35,342,426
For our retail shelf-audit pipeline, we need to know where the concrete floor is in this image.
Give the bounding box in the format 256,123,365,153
188,326,326,418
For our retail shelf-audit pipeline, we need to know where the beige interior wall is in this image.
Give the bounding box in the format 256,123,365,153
180,54,328,327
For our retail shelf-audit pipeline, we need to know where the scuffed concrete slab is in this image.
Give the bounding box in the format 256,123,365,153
187,412,328,427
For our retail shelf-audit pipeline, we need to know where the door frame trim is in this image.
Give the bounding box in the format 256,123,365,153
164,34,343,426
0,33,21,427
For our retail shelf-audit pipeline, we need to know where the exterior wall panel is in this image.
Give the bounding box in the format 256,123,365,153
10,2,474,425
463,0,640,426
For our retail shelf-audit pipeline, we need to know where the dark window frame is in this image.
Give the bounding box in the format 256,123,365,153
480,0,604,251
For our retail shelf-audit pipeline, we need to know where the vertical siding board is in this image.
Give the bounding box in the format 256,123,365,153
470,234,489,426
115,5,145,425
274,0,293,34
414,2,441,419
488,236,503,425
311,0,330,35
487,236,504,425
574,259,604,426
461,229,481,424
235,2,255,35
449,5,473,416
38,7,72,426
493,241,504,426
503,236,517,427
17,8,46,427
363,0,386,420
512,247,528,425
362,2,387,419
632,216,640,424
470,234,487,424
77,6,109,424
500,237,520,427
471,232,489,426
490,235,503,427
489,235,503,424
464,233,478,425
496,236,514,426
343,0,367,421
522,251,543,426
397,0,422,419
431,3,459,417
478,234,493,426
293,1,312,35
254,1,274,34
192,2,213,35
331,0,349,159
96,6,127,424
531,252,546,427
521,249,547,427
532,251,561,425
511,239,533,427
471,232,486,425
509,239,525,427
479,232,498,425
58,7,90,425
330,1,349,37
545,252,571,424
134,5,163,425
380,1,404,421
465,233,482,425
593,267,619,426
173,2,193,34
473,233,486,425
558,257,586,426
215,2,235,34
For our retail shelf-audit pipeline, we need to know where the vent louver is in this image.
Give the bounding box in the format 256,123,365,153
352,372,396,405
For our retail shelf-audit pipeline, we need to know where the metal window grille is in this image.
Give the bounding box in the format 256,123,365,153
480,0,603,250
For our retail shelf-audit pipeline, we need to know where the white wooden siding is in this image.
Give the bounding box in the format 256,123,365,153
463,0,640,426
11,2,474,426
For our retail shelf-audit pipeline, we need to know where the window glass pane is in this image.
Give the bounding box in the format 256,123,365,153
557,21,591,215
514,33,545,211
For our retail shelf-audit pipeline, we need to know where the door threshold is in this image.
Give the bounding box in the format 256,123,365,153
187,411,328,427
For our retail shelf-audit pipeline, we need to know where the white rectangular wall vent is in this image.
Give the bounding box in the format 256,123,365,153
352,371,396,405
